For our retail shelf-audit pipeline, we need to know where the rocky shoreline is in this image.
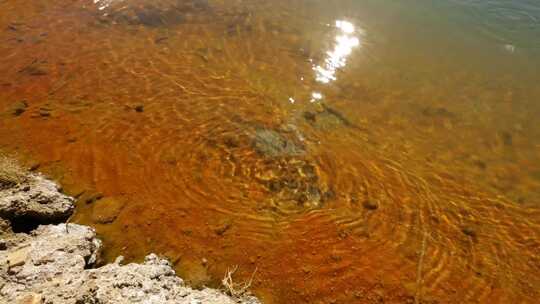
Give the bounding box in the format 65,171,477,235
0,163,260,304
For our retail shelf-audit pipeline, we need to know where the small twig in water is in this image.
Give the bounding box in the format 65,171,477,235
222,265,258,297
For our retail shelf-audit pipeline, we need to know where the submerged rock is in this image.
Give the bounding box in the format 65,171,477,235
8,100,27,116
207,126,329,212
252,128,305,158
255,158,328,210
134,104,144,113
213,219,233,236
362,199,379,211
92,0,213,27
90,197,126,224
246,127,330,210
461,226,478,239
302,103,355,130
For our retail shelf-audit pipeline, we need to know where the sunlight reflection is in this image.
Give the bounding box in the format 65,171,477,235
93,0,123,11
313,20,361,84
310,91,323,102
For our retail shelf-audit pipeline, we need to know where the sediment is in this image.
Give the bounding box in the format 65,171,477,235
0,168,260,304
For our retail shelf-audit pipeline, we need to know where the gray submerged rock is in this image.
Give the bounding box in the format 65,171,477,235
253,128,305,158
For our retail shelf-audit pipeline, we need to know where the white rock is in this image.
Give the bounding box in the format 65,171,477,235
0,174,73,221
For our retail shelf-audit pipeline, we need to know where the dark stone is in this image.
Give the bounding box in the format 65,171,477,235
213,220,232,236
134,105,144,113
461,226,477,238
321,104,353,127
362,199,379,210
10,100,27,116
303,104,355,129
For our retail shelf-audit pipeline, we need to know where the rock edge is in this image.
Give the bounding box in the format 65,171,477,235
0,164,260,304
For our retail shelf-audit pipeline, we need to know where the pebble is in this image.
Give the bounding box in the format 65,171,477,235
214,220,232,236
10,100,27,116
461,226,477,238
134,105,144,113
91,197,126,224
39,109,51,117
362,199,379,210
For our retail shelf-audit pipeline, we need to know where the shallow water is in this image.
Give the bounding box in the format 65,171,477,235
1,0,539,303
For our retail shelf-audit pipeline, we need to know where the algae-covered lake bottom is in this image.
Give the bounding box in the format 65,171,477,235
1,0,539,303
